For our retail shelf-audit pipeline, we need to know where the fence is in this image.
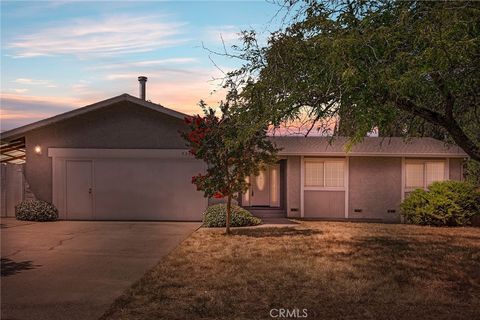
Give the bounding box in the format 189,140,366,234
1,163,24,217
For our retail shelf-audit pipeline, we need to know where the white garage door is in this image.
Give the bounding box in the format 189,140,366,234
51,149,207,221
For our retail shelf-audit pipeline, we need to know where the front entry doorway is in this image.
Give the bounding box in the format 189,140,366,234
244,164,280,207
251,169,269,206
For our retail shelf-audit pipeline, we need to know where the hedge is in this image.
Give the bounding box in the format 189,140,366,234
203,204,261,227
15,200,59,222
400,181,480,226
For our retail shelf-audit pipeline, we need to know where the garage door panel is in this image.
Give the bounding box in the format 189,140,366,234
93,158,205,220
92,158,206,220
50,149,207,221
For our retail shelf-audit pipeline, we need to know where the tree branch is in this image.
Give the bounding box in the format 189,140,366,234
430,72,455,121
394,96,480,161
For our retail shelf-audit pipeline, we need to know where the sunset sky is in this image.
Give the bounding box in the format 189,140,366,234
1,0,281,131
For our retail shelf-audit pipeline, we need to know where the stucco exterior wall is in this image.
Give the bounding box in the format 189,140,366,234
286,156,301,217
304,190,345,218
449,158,463,181
348,157,402,222
25,101,187,202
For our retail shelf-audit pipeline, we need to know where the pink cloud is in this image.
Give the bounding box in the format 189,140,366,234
1,92,89,108
104,67,229,114
0,93,87,130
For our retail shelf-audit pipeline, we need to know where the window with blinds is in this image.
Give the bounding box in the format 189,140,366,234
425,162,445,186
305,161,324,187
405,163,424,188
325,161,344,187
405,161,446,189
305,159,344,188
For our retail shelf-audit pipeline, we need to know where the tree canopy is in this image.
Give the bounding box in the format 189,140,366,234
225,0,480,161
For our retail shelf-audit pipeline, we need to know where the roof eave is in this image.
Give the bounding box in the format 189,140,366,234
277,151,468,158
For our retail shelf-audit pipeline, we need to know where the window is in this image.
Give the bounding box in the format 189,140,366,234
405,163,424,188
270,165,280,207
305,161,324,187
305,159,344,188
405,161,445,189
426,162,445,186
325,161,344,187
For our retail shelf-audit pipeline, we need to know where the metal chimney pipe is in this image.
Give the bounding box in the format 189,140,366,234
138,76,147,100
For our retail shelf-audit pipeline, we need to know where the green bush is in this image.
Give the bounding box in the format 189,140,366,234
400,181,480,226
203,204,261,227
15,200,59,222
465,159,480,187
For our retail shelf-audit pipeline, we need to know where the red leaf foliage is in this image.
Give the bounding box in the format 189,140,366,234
213,192,224,199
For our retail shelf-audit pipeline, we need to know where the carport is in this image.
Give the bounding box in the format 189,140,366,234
1,138,26,217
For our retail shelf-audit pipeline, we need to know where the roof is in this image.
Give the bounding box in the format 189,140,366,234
271,136,467,158
0,94,467,158
0,94,188,141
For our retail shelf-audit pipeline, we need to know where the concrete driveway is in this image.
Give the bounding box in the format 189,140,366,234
1,218,201,320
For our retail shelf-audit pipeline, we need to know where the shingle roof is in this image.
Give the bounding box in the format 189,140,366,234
271,136,467,158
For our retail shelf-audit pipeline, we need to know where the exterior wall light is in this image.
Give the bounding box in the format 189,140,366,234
34,145,42,155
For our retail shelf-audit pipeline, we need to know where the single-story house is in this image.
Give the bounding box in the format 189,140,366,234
0,79,467,222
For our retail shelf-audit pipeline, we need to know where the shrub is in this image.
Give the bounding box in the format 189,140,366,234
400,181,480,226
203,204,261,227
464,159,480,187
15,200,59,222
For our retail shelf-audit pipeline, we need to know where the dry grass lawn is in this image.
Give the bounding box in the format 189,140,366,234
101,222,480,320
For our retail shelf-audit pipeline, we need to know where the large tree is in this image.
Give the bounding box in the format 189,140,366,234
182,102,277,234
226,0,480,160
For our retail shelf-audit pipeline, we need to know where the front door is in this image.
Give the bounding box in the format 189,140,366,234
251,169,270,206
66,160,93,220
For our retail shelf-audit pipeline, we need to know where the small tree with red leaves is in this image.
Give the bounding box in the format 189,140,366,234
182,101,277,234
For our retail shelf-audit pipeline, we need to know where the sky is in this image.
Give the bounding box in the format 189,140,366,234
0,0,283,131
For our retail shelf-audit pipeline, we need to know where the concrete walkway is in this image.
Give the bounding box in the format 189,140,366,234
1,218,201,320
260,217,299,225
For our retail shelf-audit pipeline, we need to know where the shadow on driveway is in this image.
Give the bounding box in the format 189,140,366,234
1,258,40,277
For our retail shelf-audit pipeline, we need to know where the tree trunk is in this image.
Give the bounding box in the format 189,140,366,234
440,118,480,162
226,195,232,235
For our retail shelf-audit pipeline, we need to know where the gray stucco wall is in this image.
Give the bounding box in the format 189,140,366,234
348,157,402,222
286,156,301,217
25,101,187,202
304,190,345,218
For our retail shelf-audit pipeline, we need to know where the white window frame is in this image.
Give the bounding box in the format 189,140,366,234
304,158,346,191
404,159,447,192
